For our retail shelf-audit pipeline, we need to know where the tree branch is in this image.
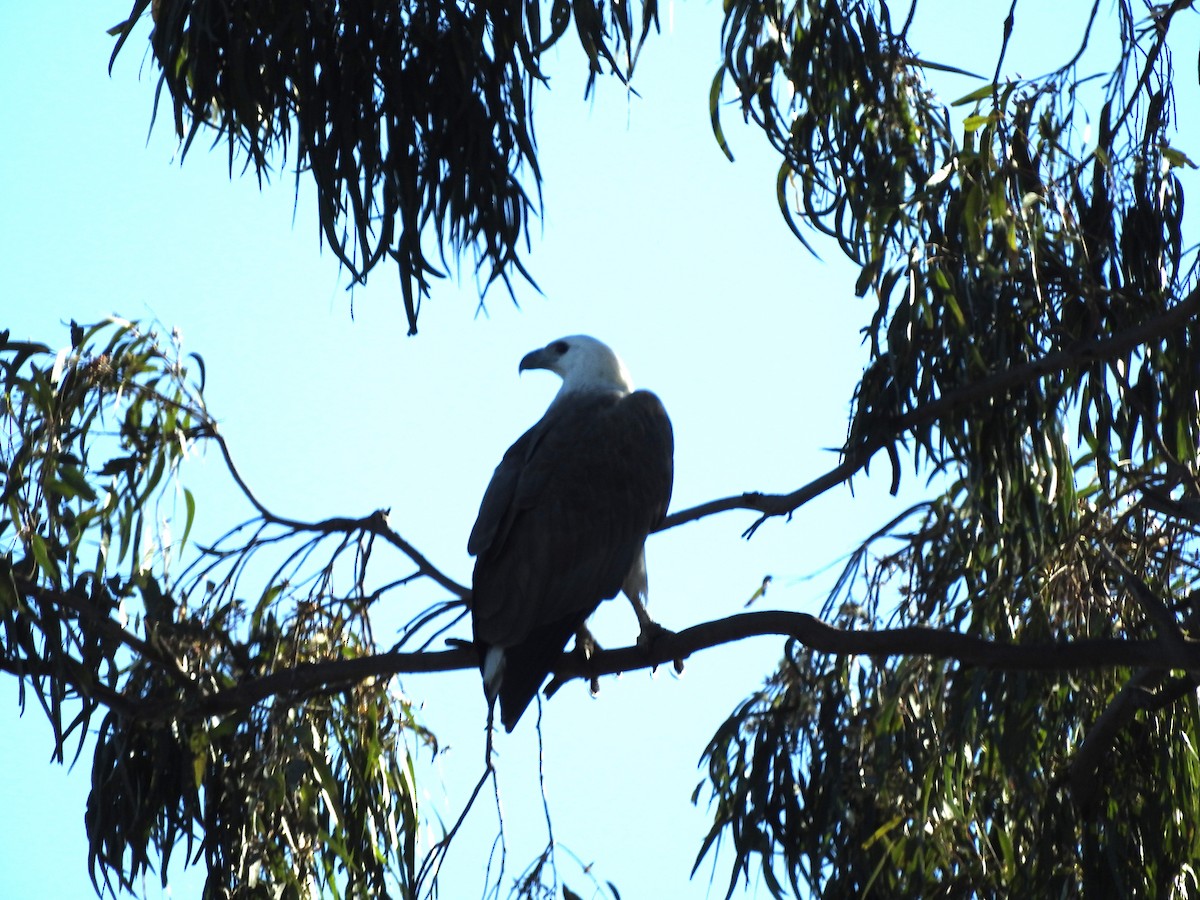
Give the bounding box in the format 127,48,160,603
21,577,169,670
111,609,1200,724
1068,550,1200,812
206,426,468,597
548,611,1200,688
0,654,144,724
1068,669,1171,811
660,287,1200,536
180,646,474,720
1098,541,1191,652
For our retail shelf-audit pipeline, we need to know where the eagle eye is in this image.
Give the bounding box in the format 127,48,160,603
551,340,569,355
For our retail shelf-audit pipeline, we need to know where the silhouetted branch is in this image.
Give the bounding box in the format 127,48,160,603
549,611,1200,688
660,287,1200,536
1068,548,1200,811
1099,541,1190,647
0,655,142,724
93,609,1200,724
208,425,469,597
18,579,163,668
1069,669,1166,810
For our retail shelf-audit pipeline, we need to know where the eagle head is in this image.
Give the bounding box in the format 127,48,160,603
519,335,635,396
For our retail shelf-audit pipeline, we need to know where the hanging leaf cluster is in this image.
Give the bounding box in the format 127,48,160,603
108,0,660,334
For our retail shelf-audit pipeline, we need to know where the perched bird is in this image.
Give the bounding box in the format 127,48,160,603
468,336,674,732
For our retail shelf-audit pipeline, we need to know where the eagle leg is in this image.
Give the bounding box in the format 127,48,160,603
626,595,685,675
627,594,663,646
623,551,666,644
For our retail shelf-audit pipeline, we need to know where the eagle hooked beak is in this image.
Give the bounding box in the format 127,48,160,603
518,347,553,374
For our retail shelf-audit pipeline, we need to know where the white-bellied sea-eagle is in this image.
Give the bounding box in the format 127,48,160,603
468,336,674,732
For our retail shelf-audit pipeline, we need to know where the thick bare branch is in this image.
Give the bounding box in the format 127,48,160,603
111,609,1200,724
550,611,1200,687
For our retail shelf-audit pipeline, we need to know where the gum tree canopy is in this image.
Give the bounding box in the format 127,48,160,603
4,0,1200,896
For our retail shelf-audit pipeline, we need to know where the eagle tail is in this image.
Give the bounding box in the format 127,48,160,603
484,613,590,732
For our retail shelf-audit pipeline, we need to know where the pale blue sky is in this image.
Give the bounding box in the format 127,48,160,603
2,2,1192,898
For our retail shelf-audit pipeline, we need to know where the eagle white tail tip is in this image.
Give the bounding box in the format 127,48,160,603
482,646,505,702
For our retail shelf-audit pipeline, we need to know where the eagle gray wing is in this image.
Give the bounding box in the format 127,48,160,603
467,417,548,560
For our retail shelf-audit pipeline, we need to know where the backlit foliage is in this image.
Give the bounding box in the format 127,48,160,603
697,1,1200,895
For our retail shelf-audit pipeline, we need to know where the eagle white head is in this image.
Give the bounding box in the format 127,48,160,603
519,335,635,398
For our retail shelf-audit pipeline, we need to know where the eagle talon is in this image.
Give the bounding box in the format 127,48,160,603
574,627,604,695
574,626,600,661
636,621,684,675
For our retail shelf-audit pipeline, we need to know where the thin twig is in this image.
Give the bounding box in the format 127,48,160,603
535,698,559,892
1098,541,1190,654
415,763,494,898
208,427,468,596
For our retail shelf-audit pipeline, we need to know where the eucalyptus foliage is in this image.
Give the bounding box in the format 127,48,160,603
0,323,429,898
696,0,1200,895
109,0,660,334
